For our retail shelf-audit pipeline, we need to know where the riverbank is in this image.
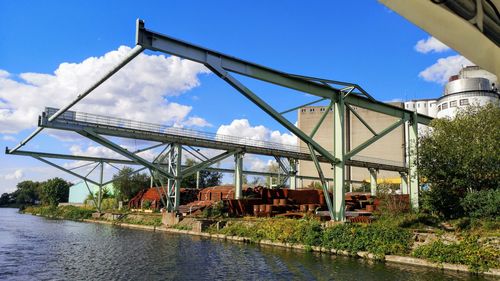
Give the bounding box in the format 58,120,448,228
21,206,500,277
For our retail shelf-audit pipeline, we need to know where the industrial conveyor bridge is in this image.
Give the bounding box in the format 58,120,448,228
6,19,433,221
40,107,407,173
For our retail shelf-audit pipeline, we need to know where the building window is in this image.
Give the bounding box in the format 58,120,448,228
417,104,420,108
441,102,448,110
320,108,325,112
413,104,415,109
450,100,457,107
438,105,441,111
424,103,426,107
309,108,315,112
460,99,469,106
301,108,306,113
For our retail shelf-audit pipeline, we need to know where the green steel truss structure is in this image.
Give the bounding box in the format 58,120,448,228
5,19,432,220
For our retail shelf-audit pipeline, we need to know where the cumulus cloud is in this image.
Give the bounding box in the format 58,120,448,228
419,55,473,84
415,37,450,54
216,119,297,147
4,169,24,180
0,46,211,134
2,135,16,141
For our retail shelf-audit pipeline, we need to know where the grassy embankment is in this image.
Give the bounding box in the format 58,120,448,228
22,205,162,226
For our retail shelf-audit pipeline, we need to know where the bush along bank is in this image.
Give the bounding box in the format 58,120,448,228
22,205,162,227
212,217,499,273
23,205,94,220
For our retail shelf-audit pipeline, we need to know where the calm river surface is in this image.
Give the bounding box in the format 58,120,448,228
0,208,493,281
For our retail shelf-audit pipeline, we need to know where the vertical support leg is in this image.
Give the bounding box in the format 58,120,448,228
333,95,346,221
408,113,419,210
289,158,297,190
174,144,182,210
196,171,200,189
98,161,104,211
399,172,408,194
369,168,377,196
234,152,244,199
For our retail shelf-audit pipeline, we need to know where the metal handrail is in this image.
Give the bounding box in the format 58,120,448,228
45,107,406,168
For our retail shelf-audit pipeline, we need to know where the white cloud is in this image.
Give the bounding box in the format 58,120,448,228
415,37,450,54
183,116,212,128
4,169,24,180
0,46,211,134
2,135,16,141
419,55,473,84
216,119,297,147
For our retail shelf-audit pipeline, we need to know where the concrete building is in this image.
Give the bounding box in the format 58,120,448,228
297,102,405,190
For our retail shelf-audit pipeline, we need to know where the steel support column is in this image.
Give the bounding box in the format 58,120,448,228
173,144,182,210
399,172,408,195
369,168,378,196
289,158,297,190
234,152,244,199
408,113,419,209
333,94,346,221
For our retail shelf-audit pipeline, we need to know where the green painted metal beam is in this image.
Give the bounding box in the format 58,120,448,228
279,97,327,115
310,100,334,138
181,150,238,178
345,104,377,136
32,156,100,186
307,144,334,220
136,19,433,126
79,129,175,179
205,59,339,165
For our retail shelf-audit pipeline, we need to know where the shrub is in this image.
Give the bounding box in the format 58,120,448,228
413,236,500,272
321,224,412,257
461,189,500,219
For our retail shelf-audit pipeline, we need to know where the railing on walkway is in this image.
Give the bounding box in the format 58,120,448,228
45,107,406,168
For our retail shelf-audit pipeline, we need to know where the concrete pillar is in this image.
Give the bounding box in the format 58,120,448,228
289,158,297,190
174,144,182,210
333,95,345,221
399,172,408,194
408,113,419,210
369,168,377,196
234,152,244,199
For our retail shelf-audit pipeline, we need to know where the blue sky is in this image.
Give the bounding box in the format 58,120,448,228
0,1,468,193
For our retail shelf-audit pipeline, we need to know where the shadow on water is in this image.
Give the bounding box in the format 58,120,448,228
0,208,494,281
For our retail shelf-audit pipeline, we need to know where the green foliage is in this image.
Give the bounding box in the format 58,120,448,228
413,236,500,272
0,193,12,206
23,205,93,220
142,199,152,209
112,167,150,202
13,180,42,204
219,218,322,246
39,178,71,206
181,158,223,188
418,104,500,219
460,189,500,219
321,224,412,257
119,215,162,226
202,201,225,218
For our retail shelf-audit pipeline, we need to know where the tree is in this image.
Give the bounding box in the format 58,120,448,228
113,167,150,202
181,158,223,188
40,178,71,206
13,180,41,204
0,193,11,206
418,104,500,218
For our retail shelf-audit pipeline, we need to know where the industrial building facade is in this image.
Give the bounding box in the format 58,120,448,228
297,102,405,190
297,66,499,191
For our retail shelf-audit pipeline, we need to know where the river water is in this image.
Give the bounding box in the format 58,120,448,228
0,208,493,281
